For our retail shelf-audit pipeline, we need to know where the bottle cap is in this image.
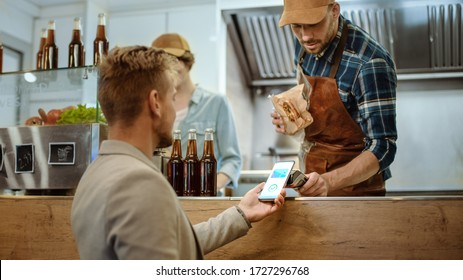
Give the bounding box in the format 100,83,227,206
48,20,56,29
73,17,82,30
98,13,107,25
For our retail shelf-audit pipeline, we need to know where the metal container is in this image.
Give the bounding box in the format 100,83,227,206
0,123,107,189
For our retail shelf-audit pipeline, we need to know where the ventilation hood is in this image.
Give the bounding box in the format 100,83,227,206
223,1,463,88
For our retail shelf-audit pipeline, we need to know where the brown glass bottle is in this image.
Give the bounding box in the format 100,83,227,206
167,130,184,196
184,129,201,196
200,128,217,196
68,17,85,67
43,20,59,69
36,28,47,70
0,41,3,74
93,13,109,65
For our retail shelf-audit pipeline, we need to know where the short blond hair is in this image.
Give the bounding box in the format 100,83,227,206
98,46,178,126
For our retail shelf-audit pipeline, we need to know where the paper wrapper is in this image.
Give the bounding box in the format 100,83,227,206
271,84,313,135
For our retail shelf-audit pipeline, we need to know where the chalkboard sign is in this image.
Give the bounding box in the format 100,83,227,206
48,142,75,165
15,144,35,173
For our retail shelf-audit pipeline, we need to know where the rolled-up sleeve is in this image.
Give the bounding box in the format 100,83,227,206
355,58,398,178
216,97,242,187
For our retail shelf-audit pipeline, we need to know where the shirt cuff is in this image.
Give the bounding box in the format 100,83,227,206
234,205,252,228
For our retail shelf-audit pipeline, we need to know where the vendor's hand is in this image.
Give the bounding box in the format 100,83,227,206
297,172,329,197
271,111,286,134
238,182,286,223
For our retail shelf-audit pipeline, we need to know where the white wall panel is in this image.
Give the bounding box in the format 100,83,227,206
108,12,166,48
0,0,37,44
388,88,463,192
167,4,218,93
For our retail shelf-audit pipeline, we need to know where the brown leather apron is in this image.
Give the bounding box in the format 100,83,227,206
300,22,385,196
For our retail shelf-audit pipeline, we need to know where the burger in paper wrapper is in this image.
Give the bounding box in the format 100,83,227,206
271,84,313,135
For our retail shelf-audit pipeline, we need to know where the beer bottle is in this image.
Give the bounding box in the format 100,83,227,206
43,20,59,69
36,28,47,70
93,13,109,65
200,128,217,196
68,17,85,67
167,130,184,196
184,129,201,196
0,37,3,73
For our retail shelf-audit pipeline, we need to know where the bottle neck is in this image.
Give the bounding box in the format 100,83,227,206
72,19,82,42
96,14,107,40
0,45,3,73
203,130,215,157
95,25,107,40
203,139,214,156
39,30,47,49
186,139,197,157
38,38,46,51
171,139,182,157
46,21,56,45
46,30,55,45
71,30,82,42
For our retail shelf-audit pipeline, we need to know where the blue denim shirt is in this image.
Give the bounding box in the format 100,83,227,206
177,86,242,188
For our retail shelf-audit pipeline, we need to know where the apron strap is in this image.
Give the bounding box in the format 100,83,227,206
296,44,312,106
297,44,306,66
297,64,312,106
329,21,349,78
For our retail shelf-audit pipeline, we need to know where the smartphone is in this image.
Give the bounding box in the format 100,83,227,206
258,160,295,201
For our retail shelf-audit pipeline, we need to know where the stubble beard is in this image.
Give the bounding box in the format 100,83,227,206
303,18,337,56
154,118,174,149
157,133,173,149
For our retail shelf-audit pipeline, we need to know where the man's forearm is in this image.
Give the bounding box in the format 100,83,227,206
322,151,380,192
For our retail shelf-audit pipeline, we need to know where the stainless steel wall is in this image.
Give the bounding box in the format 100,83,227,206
388,77,463,192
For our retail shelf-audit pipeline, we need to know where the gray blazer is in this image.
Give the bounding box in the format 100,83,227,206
71,140,250,259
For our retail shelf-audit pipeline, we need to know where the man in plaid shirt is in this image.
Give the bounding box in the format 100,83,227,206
272,0,397,196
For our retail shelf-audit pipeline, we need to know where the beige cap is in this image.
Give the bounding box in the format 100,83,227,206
151,33,190,57
279,0,335,27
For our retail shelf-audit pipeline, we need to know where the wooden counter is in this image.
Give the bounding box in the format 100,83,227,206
1,195,462,259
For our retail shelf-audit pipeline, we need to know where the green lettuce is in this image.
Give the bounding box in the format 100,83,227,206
57,104,107,124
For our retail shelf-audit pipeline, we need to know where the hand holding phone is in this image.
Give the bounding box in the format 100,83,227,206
258,160,295,201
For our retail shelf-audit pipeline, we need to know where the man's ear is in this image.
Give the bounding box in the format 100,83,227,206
148,89,161,117
332,3,341,19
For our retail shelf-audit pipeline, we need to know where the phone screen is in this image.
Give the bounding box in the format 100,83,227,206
258,160,295,201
